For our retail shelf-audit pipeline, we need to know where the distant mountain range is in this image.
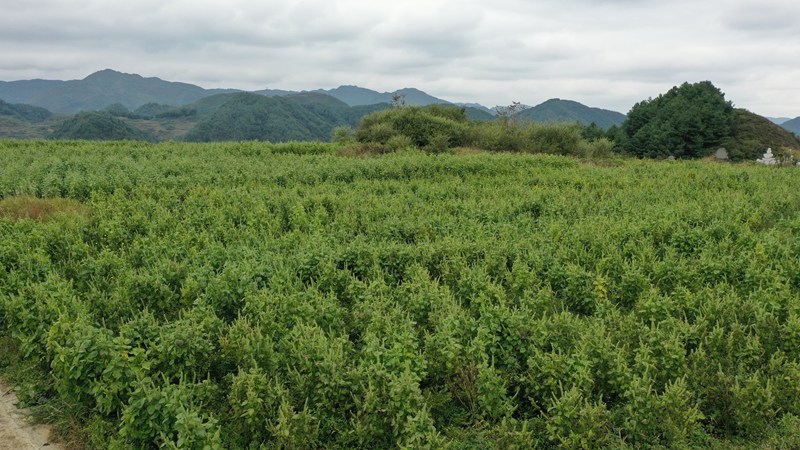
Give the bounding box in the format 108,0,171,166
320,86,448,107
0,69,238,114
781,117,800,135
0,69,625,125
2,69,796,143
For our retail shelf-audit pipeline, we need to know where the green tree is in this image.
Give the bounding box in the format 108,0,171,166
621,81,734,158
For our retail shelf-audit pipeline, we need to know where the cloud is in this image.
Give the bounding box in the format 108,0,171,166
722,1,800,35
0,0,798,116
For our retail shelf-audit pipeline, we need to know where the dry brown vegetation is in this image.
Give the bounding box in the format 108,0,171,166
0,196,89,222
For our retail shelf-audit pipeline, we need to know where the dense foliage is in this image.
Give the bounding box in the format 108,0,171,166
49,112,157,142
1,141,800,449
354,105,612,157
621,81,734,158
355,105,470,149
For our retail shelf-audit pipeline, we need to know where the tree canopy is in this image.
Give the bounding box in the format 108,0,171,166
621,81,734,158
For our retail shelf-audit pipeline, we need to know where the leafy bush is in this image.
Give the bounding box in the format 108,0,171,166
355,105,468,149
465,121,584,155
332,126,355,144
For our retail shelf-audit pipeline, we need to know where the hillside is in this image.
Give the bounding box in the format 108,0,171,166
50,111,157,141
726,109,800,160
0,99,53,122
183,92,382,142
516,98,626,129
780,117,800,135
464,107,496,121
0,90,393,142
0,69,239,114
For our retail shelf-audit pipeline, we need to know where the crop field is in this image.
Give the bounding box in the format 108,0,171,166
1,140,800,448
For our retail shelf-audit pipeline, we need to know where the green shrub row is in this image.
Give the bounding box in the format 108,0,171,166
348,105,616,157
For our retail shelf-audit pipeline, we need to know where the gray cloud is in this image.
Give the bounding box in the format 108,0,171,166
0,0,798,116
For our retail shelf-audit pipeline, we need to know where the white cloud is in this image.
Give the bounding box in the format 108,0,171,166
0,0,798,116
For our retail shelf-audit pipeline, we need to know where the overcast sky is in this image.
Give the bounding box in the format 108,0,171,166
2,0,799,116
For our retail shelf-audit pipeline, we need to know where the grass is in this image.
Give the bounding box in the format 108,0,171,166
0,196,89,221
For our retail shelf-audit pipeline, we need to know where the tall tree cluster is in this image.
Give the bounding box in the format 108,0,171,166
621,81,734,158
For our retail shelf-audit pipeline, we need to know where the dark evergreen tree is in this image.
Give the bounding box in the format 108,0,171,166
621,81,734,158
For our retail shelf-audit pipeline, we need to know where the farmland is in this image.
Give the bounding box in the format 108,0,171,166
1,140,800,448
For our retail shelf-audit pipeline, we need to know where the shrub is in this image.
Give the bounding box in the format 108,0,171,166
355,105,468,149
118,377,222,449
332,126,355,144
545,387,613,448
385,134,415,152
465,121,584,155
523,122,583,155
579,137,616,159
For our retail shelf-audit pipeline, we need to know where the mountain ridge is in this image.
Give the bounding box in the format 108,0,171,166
780,117,800,135
515,98,627,129
0,69,240,113
0,70,631,122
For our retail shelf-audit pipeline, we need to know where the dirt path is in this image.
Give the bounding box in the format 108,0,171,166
0,380,62,450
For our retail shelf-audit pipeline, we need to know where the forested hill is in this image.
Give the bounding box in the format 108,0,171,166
516,98,627,129
0,99,52,122
49,111,158,142
0,70,631,129
183,92,389,142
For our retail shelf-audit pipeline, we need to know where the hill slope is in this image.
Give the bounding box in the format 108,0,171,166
50,112,156,141
727,109,800,160
183,92,388,142
0,99,52,122
516,98,626,129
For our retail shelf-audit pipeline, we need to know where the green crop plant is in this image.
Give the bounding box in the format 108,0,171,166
1,140,800,448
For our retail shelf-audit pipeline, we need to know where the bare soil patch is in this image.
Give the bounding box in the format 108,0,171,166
0,381,62,450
